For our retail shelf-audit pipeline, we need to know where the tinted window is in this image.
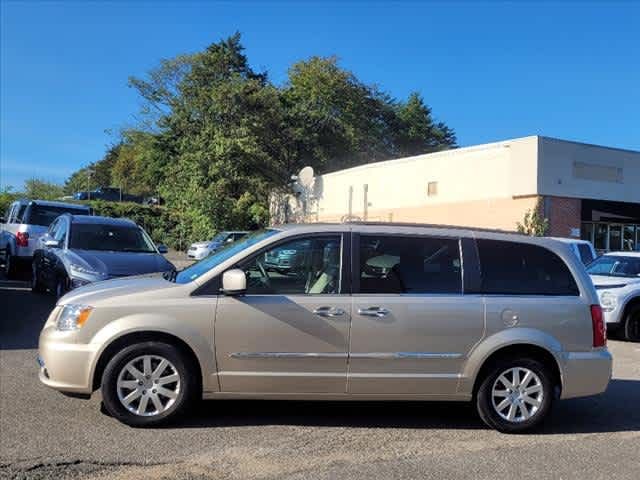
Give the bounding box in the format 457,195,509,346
69,223,155,253
26,205,89,227
242,236,342,295
476,240,579,295
358,235,461,294
577,243,595,265
13,205,27,223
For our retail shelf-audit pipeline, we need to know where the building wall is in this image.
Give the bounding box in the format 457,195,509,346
313,136,539,221
316,195,540,231
544,196,582,237
538,137,640,203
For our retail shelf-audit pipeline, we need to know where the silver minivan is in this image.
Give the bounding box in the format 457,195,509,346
37,223,612,432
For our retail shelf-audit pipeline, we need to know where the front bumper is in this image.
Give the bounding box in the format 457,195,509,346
37,321,99,395
559,349,612,399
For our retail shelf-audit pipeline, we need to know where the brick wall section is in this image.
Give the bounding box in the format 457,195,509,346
545,196,582,237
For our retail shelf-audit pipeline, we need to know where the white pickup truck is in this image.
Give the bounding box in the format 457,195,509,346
1,199,91,278
586,251,640,341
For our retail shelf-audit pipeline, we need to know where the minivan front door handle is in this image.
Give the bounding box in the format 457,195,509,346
313,306,346,318
358,307,390,318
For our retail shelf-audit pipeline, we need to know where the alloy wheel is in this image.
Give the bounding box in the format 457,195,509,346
491,367,544,423
116,355,181,417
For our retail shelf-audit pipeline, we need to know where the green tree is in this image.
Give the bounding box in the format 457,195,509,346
517,199,550,236
23,178,64,200
64,145,121,195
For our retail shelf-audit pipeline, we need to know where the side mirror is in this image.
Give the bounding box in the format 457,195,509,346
221,269,246,295
156,244,168,254
43,238,60,248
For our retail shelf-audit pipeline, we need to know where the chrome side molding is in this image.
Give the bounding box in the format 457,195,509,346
230,352,462,360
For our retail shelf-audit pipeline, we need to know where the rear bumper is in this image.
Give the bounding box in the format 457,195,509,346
559,349,612,399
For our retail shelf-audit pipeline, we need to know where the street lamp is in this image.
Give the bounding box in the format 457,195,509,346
86,169,95,201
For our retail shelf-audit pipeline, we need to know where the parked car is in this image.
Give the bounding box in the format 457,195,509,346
586,251,640,341
74,187,144,203
1,199,91,278
550,237,597,266
32,214,173,297
264,239,308,274
38,223,611,432
187,231,248,260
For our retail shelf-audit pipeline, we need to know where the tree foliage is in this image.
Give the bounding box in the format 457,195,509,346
517,199,550,236
63,33,457,245
24,178,64,200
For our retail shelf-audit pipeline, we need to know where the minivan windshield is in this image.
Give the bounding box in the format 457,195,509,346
70,223,156,253
174,229,279,284
587,255,640,278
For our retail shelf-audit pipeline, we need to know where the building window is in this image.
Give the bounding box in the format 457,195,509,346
427,182,438,197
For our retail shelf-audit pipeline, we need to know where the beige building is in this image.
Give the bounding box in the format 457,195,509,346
271,136,640,252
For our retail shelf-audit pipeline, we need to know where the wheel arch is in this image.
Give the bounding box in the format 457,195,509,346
91,330,206,394
470,343,563,398
462,329,564,398
621,295,640,322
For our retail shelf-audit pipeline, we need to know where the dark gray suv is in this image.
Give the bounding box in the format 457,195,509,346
32,214,174,297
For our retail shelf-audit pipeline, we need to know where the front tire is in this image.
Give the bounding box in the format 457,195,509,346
101,342,196,427
622,305,640,342
476,357,553,433
31,261,46,293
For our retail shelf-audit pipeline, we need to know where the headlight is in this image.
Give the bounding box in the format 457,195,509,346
600,291,618,313
56,304,93,331
70,263,106,278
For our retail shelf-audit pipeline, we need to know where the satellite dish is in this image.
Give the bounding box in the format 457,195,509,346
298,166,315,188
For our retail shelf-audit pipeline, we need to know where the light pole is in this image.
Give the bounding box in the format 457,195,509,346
86,169,95,201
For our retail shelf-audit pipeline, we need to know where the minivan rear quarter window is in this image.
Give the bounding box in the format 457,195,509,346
476,239,579,296
358,235,462,294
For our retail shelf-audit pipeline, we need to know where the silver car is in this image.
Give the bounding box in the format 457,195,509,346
1,199,91,278
32,214,174,297
187,231,248,260
38,223,611,432
587,252,640,341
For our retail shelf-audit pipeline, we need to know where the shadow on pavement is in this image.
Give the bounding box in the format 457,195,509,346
0,280,55,349
168,378,640,434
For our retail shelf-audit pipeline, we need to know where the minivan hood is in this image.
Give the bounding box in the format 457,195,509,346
68,249,174,277
59,275,179,306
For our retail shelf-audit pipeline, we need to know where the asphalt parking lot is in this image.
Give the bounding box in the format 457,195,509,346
1,272,640,480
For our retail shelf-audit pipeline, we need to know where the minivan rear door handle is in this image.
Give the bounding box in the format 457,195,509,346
313,306,346,318
358,307,390,318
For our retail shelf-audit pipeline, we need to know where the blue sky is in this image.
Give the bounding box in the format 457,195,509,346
1,1,639,190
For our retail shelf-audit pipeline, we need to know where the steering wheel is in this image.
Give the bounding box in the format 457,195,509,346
256,258,272,289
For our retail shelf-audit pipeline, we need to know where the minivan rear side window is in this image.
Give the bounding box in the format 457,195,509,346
476,239,579,296
358,235,462,294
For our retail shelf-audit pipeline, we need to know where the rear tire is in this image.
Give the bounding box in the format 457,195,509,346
101,342,197,427
622,305,640,342
476,357,553,433
4,252,17,279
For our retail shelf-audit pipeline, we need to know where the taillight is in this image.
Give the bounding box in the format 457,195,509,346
16,232,29,247
591,304,606,348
